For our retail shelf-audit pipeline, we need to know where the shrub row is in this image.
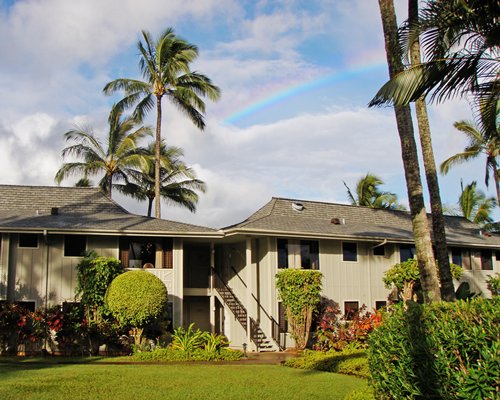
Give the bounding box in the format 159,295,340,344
368,297,500,400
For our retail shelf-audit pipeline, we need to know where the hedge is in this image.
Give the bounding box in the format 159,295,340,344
368,297,500,399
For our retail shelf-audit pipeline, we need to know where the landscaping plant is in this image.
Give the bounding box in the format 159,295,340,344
368,297,500,399
105,270,168,345
275,269,322,350
486,273,500,296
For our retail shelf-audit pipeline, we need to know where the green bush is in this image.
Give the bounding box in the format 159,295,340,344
368,297,500,399
105,270,167,344
486,273,500,296
130,345,243,362
283,348,369,378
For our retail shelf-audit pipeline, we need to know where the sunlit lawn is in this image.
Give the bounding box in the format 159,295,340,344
0,360,367,400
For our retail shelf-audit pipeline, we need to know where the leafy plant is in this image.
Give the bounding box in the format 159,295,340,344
314,301,381,351
383,258,462,302
171,323,207,355
368,297,500,399
75,251,124,323
105,270,167,345
486,273,500,296
275,269,322,350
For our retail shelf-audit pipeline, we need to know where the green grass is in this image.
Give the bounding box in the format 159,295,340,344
0,361,367,400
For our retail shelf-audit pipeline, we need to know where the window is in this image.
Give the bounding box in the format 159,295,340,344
344,301,359,320
400,244,416,262
342,242,357,262
300,240,319,269
451,248,462,267
375,301,387,310
373,244,385,256
496,251,500,261
19,233,38,248
277,239,289,269
481,250,493,270
64,235,86,257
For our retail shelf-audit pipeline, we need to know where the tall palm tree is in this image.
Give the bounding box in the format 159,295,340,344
377,0,441,303
458,181,496,226
344,173,405,210
114,141,206,217
440,105,500,206
408,0,454,301
370,0,499,124
103,28,220,218
55,108,151,197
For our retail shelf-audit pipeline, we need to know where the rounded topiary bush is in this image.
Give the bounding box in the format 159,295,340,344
105,270,167,343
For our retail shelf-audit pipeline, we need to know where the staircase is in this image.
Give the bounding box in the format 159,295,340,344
214,273,280,351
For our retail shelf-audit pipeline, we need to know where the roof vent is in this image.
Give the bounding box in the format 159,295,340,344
331,218,345,225
51,207,59,215
292,202,304,212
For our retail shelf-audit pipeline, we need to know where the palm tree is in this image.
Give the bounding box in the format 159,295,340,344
408,0,454,301
370,0,499,123
114,141,206,217
55,108,152,197
377,0,441,303
344,173,405,210
458,181,496,226
440,105,500,206
103,28,220,218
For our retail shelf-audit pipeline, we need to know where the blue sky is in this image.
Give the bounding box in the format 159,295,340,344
0,0,494,227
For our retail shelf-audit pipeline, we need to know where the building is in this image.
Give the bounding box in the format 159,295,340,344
1,185,499,351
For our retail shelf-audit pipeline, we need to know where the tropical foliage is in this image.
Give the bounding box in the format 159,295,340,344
344,173,405,210
103,28,220,217
486,273,500,297
441,105,500,206
115,141,206,217
55,108,151,197
370,0,499,115
275,269,322,350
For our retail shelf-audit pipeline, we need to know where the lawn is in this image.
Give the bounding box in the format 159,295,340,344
0,360,367,400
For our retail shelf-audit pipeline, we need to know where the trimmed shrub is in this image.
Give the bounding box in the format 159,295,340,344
283,348,369,378
368,297,500,399
275,269,322,349
105,270,167,344
130,346,244,362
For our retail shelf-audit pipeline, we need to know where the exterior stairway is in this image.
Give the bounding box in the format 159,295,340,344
214,273,280,351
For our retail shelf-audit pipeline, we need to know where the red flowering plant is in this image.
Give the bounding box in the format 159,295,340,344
0,303,26,354
313,300,382,351
17,308,50,346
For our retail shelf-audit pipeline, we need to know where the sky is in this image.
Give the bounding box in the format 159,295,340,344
0,0,494,228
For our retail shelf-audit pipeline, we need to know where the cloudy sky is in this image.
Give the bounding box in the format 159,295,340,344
0,0,494,228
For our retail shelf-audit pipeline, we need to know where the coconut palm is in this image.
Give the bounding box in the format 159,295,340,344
409,0,454,301
103,28,220,218
55,108,152,197
344,173,405,210
370,0,499,119
457,181,496,226
440,105,500,206
376,0,441,303
114,141,206,217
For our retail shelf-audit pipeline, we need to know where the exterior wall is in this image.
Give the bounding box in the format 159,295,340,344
0,234,8,300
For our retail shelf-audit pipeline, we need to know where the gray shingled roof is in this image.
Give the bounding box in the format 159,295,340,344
224,197,500,248
0,185,221,237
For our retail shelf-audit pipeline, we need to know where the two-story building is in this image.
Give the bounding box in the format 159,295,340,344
1,185,499,351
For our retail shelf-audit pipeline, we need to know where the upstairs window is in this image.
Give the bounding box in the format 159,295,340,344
373,244,386,256
277,239,289,269
451,248,462,266
481,250,493,270
64,235,86,257
342,242,357,262
300,240,320,270
19,233,38,248
400,244,416,262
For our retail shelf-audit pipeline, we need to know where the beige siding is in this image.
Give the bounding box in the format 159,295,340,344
87,236,118,258
0,234,8,299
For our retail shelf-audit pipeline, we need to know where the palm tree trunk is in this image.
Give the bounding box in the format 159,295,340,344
409,0,455,301
378,0,441,303
155,95,162,219
147,196,154,218
494,162,500,208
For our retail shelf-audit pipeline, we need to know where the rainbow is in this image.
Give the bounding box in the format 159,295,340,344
224,60,387,125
